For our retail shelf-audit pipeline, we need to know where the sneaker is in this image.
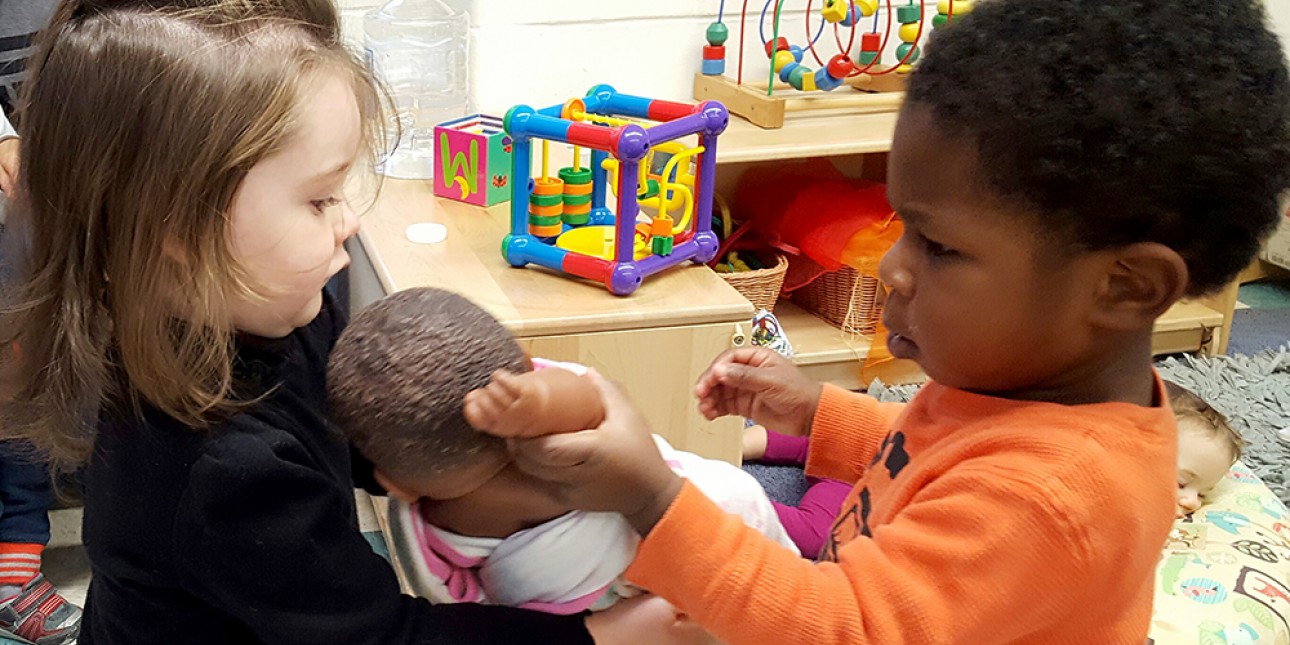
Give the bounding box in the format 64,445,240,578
0,574,81,645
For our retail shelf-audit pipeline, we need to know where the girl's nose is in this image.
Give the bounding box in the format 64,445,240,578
335,200,360,242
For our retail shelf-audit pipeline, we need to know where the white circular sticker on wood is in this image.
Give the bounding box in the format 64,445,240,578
406,222,448,245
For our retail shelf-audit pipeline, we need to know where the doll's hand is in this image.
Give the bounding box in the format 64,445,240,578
694,346,822,437
489,370,683,535
0,138,19,196
464,370,549,438
465,367,605,438
585,595,716,645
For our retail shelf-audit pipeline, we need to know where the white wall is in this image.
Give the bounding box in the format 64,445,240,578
1270,0,1290,54
339,0,940,116
339,0,1290,121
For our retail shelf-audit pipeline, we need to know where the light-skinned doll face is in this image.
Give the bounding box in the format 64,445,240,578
1175,419,1236,518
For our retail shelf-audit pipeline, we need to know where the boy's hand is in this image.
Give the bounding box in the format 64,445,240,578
585,595,716,645
0,138,19,196
486,370,683,535
694,346,823,437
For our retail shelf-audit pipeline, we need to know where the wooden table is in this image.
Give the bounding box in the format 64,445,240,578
348,179,754,463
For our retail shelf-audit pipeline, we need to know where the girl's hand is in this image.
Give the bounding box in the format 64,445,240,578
585,595,716,645
694,346,823,437
483,370,683,535
0,138,19,196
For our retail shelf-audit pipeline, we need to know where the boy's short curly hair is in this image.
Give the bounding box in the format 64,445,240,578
327,288,528,481
907,0,1290,296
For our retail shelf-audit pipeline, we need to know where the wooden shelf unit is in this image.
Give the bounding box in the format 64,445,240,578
713,111,1236,387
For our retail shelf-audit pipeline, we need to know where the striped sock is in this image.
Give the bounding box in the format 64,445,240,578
0,543,43,587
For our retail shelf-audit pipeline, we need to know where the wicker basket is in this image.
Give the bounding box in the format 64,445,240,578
718,253,789,313
792,265,884,335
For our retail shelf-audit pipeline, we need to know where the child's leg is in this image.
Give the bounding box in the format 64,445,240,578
772,478,852,558
0,442,81,645
760,429,810,466
0,442,54,593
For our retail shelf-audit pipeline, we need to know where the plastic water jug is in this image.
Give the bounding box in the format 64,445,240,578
364,0,469,179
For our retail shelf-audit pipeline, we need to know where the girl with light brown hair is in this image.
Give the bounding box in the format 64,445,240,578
0,1,605,642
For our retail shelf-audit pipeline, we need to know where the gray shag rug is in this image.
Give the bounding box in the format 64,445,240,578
746,345,1290,507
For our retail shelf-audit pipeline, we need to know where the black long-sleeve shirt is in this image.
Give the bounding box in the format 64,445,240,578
80,294,592,644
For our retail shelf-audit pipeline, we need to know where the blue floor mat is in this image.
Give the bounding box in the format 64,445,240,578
1227,307,1290,357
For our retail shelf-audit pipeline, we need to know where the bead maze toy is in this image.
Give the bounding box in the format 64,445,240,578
694,0,971,128
433,114,513,207
502,85,728,296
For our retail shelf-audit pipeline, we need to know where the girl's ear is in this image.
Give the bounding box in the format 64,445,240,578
373,468,419,503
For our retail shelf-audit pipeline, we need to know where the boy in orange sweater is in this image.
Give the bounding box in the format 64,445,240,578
474,0,1290,642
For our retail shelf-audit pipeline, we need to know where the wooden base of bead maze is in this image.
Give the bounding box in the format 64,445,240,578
693,72,906,129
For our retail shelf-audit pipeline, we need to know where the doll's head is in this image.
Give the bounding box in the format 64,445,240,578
329,287,529,500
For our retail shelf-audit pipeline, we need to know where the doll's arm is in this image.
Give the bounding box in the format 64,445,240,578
464,368,606,438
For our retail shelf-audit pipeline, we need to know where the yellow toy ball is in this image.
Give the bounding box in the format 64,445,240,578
937,0,972,14
773,49,797,72
899,22,921,43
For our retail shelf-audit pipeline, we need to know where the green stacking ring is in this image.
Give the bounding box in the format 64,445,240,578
529,192,563,207
558,167,593,184
528,214,563,227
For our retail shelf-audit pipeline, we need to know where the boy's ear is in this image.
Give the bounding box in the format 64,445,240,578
373,468,420,503
1090,242,1188,331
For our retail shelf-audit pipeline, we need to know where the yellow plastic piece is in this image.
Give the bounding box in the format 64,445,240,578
821,0,848,23
604,140,705,236
772,50,796,73
640,144,704,233
561,98,586,120
713,192,733,239
569,107,637,128
896,63,915,74
540,139,550,180
857,0,878,16
801,72,818,91
556,225,650,261
899,22,921,43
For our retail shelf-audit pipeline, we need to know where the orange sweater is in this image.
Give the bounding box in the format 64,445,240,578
626,378,1177,644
